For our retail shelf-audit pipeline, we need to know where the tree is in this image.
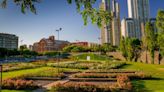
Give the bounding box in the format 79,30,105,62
1,0,112,28
101,43,117,54
1,0,41,14
120,37,128,60
145,22,157,64
63,45,86,52
120,37,141,62
19,45,28,51
126,38,141,62
68,0,112,27
156,10,164,57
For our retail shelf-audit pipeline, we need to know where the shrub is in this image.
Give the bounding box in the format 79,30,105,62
2,62,47,72
85,69,137,73
117,75,132,90
71,73,116,78
92,62,126,69
2,79,39,90
49,61,99,69
51,82,120,92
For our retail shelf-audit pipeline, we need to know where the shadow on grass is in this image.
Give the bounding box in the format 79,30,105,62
132,80,154,92
119,64,132,69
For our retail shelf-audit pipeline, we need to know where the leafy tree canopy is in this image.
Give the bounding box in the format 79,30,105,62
156,10,164,56
156,10,164,32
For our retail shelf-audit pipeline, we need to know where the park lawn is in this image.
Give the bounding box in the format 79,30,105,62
74,53,112,61
122,62,164,92
2,90,32,92
2,66,83,80
2,67,50,80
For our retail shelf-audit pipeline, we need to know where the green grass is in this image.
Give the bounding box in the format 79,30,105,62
1,90,32,92
2,66,83,80
2,90,32,92
121,62,164,92
2,67,50,80
74,53,112,61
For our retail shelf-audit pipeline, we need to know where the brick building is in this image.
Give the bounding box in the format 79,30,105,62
71,42,99,48
33,36,69,53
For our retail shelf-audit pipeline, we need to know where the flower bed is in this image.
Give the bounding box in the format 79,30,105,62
8,68,67,80
49,61,100,69
2,61,47,72
84,69,137,73
69,78,117,82
92,62,126,69
51,82,121,92
71,72,151,79
71,73,116,78
117,75,132,90
25,77,61,80
2,79,39,90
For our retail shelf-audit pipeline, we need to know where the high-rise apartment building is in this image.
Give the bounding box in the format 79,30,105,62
100,0,121,46
100,0,111,44
0,33,18,50
127,0,150,39
111,0,121,46
121,18,136,38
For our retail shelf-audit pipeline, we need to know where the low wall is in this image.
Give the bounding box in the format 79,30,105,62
107,51,164,65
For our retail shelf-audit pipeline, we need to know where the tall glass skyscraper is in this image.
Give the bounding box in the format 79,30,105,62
100,0,111,44
100,0,121,46
127,0,150,39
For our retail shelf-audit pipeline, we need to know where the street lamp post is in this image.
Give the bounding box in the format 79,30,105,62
56,28,62,73
98,37,101,55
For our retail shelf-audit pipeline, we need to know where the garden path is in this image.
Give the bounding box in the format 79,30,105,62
42,73,76,89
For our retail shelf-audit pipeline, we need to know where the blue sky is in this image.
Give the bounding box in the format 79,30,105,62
0,0,164,46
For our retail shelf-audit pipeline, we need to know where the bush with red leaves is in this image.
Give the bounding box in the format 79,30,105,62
2,79,39,90
117,75,132,90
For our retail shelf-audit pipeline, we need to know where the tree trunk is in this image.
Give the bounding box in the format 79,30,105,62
146,47,148,64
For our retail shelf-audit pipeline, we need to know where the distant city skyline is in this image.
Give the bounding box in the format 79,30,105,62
0,0,164,46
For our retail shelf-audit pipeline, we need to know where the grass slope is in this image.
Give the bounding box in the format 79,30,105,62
74,53,111,61
122,62,164,92
2,90,32,92
2,67,49,80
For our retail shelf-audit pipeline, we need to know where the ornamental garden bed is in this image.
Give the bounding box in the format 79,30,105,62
2,79,40,90
51,82,121,92
71,71,151,79
48,61,101,69
69,78,117,82
2,61,47,72
84,69,137,73
25,77,61,81
51,75,132,92
92,62,126,69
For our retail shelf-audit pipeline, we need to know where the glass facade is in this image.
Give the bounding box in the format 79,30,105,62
0,33,18,50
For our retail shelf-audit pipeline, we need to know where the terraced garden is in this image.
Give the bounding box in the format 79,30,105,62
1,56,164,92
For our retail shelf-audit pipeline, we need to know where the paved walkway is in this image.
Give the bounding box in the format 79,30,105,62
43,79,69,89
43,73,74,89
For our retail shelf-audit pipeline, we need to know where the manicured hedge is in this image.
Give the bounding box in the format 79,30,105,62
93,62,126,69
49,61,100,69
2,79,39,90
71,72,151,79
2,61,47,72
117,75,132,90
84,69,137,73
51,82,121,92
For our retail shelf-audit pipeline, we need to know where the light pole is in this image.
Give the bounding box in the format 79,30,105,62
56,28,62,73
98,37,101,55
